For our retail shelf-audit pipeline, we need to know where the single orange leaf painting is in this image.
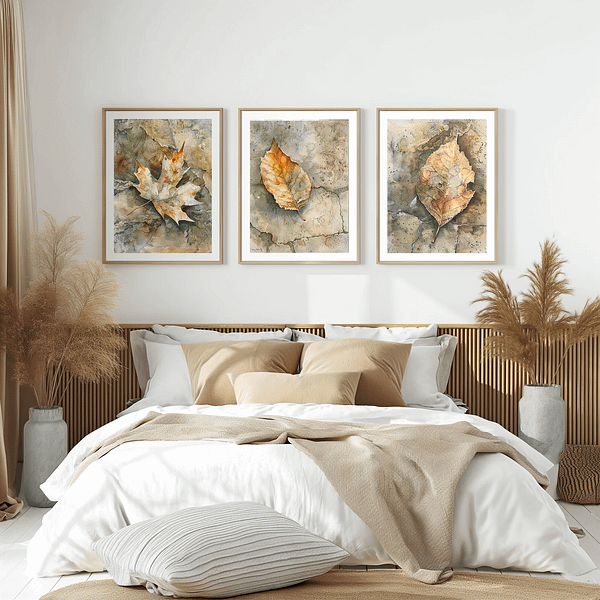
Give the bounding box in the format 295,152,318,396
416,139,475,242
260,139,311,220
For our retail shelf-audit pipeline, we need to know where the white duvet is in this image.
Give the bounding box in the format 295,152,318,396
27,403,594,577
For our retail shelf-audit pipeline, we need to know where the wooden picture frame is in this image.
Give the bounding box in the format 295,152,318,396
377,108,497,264
239,108,360,264
103,108,223,264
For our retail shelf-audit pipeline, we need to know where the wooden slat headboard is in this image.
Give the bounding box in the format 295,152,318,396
56,324,600,449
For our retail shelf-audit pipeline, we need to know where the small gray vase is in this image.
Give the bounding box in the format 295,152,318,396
518,384,565,464
21,406,68,507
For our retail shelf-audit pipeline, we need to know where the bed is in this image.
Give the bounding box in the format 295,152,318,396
26,323,595,591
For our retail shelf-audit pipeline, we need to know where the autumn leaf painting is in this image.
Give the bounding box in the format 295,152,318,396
260,139,312,220
104,109,222,263
240,109,359,263
378,109,497,264
131,143,202,225
416,138,476,242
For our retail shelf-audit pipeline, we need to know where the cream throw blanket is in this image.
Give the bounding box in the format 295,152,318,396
75,413,549,584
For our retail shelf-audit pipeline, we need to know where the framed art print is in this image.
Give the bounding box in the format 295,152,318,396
377,108,497,264
103,108,222,263
239,108,360,264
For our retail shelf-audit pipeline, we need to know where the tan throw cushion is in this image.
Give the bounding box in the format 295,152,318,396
229,371,360,405
300,339,411,407
181,340,304,405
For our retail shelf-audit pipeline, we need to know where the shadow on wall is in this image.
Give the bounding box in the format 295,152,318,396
441,325,523,435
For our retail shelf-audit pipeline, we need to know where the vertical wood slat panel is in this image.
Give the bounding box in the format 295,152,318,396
57,326,141,449
56,324,600,449
439,326,600,446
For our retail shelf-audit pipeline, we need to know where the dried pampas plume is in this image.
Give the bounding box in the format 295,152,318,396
473,239,600,385
0,211,125,407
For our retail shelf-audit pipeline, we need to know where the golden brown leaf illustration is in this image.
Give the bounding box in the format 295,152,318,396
132,143,202,225
260,139,311,220
416,139,475,242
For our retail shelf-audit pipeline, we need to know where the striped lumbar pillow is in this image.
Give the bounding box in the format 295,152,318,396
92,502,349,598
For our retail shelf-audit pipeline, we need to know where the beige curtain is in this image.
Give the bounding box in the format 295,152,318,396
0,0,36,520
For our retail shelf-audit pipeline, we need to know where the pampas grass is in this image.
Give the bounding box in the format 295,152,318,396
473,239,600,385
0,212,125,407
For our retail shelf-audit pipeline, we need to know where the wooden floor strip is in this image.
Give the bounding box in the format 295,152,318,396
0,507,45,557
583,504,600,522
14,573,60,600
559,504,600,568
562,503,600,544
2,557,39,600
49,572,93,591
0,504,31,534
0,511,48,588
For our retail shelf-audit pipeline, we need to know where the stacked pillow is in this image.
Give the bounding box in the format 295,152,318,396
123,324,459,414
299,338,411,407
323,324,459,411
130,327,294,392
124,327,296,416
151,325,295,344
182,340,303,405
324,323,438,341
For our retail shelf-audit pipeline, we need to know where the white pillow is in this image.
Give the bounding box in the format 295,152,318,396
92,502,349,598
129,327,295,405
401,345,441,403
410,335,458,393
152,324,294,343
400,345,460,411
323,324,458,410
324,323,437,341
130,330,181,392
119,340,193,417
292,329,324,342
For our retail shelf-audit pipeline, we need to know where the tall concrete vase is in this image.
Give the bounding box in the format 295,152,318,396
518,384,565,464
21,406,67,507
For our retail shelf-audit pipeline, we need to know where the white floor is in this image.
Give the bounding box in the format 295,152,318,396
2,501,600,600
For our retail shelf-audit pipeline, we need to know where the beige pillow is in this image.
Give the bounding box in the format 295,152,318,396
229,371,360,406
300,339,411,407
181,340,304,405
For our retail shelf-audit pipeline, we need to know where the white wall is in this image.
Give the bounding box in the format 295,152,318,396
22,0,600,325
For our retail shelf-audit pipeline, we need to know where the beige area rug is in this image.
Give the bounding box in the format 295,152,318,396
40,569,600,600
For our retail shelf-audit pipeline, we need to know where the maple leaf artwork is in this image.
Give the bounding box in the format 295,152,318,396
131,143,202,225
260,139,311,220
416,139,475,242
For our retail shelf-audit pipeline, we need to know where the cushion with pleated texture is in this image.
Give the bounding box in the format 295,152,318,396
557,445,600,504
92,502,349,598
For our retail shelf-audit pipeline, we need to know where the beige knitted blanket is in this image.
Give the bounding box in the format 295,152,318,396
75,413,549,584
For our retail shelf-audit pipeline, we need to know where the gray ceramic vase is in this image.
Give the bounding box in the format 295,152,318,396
518,384,565,464
21,406,67,507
